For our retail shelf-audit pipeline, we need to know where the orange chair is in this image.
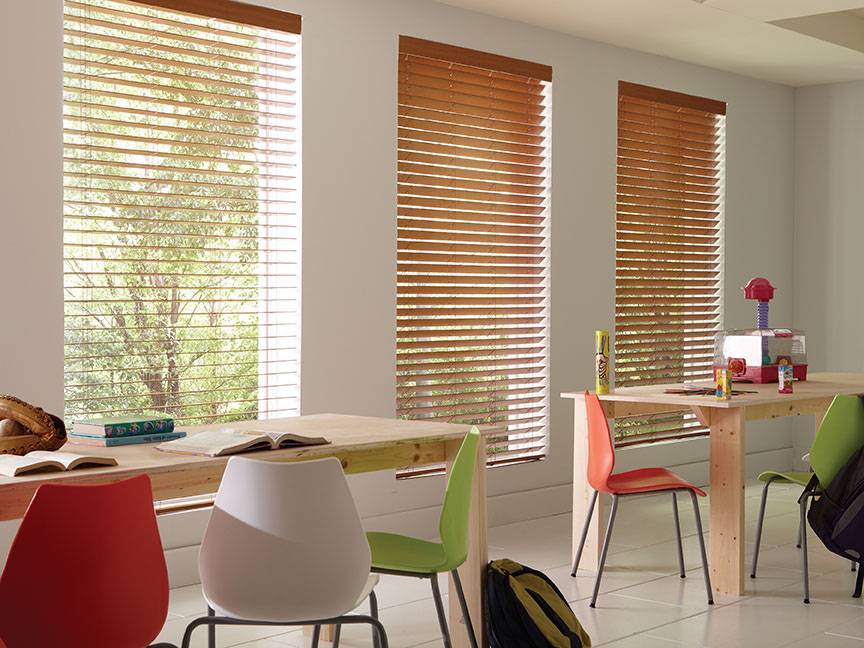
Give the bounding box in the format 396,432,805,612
571,392,713,607
0,475,176,648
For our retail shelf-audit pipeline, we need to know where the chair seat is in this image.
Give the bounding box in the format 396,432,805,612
757,470,813,487
366,531,447,574
605,467,706,497
206,573,380,620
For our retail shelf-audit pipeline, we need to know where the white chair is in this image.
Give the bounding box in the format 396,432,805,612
180,456,386,648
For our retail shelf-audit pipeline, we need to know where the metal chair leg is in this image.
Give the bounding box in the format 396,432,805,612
430,573,453,648
800,493,811,603
182,614,384,648
751,476,778,578
311,625,321,648
332,624,342,647
572,489,599,576
689,490,713,605
672,491,685,578
367,616,390,648
451,568,479,648
855,566,864,598
590,494,619,608
207,605,215,648
369,589,380,648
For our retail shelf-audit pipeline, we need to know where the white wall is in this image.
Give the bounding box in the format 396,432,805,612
0,0,797,578
0,1,64,413
792,79,864,462
293,0,797,531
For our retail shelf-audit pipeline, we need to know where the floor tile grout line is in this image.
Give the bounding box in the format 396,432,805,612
824,631,864,642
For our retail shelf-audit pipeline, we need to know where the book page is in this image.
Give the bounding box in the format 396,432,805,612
27,451,118,470
157,430,271,456
236,429,329,447
272,432,329,447
0,455,63,477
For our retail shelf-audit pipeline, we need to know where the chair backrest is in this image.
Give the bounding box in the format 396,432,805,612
199,456,371,622
811,394,864,488
0,475,168,648
438,427,481,572
585,391,616,493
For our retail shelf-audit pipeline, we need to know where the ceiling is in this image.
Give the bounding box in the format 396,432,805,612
433,0,864,86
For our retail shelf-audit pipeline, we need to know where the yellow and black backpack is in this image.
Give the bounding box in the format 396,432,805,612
486,558,591,648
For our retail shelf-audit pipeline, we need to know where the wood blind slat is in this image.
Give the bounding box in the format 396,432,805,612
399,72,546,109
398,61,545,97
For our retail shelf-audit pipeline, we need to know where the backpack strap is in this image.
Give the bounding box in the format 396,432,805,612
799,473,819,503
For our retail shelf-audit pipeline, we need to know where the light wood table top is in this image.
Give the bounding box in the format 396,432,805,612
0,413,484,521
563,372,864,409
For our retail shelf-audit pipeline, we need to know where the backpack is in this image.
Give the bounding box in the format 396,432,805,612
486,558,591,648
807,444,864,562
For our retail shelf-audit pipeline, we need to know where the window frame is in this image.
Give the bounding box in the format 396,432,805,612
395,36,552,473
62,0,302,426
614,81,726,446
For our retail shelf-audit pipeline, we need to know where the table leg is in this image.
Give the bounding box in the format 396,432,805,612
303,624,335,643
572,395,602,571
709,407,746,595
447,437,487,648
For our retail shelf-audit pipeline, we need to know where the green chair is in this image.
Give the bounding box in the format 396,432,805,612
366,427,480,648
750,393,864,602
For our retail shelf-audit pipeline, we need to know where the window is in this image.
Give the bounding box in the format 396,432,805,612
614,81,726,445
396,36,552,471
63,0,301,425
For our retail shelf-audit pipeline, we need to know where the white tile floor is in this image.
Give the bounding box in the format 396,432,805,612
155,479,864,647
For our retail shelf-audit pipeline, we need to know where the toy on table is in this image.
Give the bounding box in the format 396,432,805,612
778,363,794,394
716,369,731,400
713,278,807,384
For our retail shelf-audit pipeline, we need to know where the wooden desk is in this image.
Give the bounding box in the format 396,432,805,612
563,373,864,597
0,414,487,648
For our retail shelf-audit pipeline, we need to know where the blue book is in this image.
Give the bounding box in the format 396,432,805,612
69,430,186,447
71,415,174,438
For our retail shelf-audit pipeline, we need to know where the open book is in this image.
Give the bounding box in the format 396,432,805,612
156,428,330,457
0,451,118,478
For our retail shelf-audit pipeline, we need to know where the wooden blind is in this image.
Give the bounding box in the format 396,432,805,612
63,0,301,425
396,37,552,473
615,81,726,446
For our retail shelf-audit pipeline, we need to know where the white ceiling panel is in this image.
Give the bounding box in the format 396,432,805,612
432,0,864,85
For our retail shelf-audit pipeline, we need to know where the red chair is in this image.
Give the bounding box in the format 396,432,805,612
0,475,176,648
570,392,713,607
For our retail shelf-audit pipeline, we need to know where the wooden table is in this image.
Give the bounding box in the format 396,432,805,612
0,413,488,648
563,372,864,596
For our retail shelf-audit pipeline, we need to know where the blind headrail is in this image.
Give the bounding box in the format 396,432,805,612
619,81,726,116
126,0,301,34
399,35,552,82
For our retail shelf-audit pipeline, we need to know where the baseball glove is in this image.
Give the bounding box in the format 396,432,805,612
0,396,67,455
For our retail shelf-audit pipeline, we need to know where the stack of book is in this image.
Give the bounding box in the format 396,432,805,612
68,414,185,447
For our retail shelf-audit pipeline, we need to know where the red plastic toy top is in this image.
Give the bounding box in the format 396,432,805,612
743,277,775,302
